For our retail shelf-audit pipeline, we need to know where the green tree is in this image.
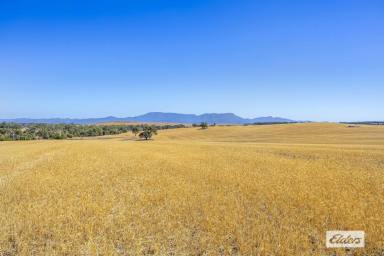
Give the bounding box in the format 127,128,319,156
200,122,208,129
139,126,157,140
132,126,139,136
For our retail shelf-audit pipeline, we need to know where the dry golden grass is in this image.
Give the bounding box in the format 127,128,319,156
157,122,384,145
0,123,383,255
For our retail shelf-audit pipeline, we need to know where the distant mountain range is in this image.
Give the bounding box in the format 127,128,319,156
0,112,295,125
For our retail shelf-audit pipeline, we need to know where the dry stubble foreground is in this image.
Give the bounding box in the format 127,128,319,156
0,123,383,255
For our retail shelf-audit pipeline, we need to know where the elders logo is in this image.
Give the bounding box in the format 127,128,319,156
326,231,365,248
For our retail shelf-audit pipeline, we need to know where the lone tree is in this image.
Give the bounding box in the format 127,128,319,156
131,126,139,136
139,126,157,140
200,122,208,129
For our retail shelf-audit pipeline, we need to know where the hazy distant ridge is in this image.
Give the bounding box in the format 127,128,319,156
0,112,295,124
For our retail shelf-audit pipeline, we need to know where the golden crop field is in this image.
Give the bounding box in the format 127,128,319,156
0,123,383,255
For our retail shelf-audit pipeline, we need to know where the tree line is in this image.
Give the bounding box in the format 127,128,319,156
0,123,185,141
341,122,384,125
192,122,210,129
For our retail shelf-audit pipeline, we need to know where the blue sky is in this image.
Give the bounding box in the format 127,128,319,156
1,0,383,121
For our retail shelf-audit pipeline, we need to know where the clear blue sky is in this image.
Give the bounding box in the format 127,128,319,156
1,0,383,121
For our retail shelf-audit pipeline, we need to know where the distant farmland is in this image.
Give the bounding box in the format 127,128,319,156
0,123,383,255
